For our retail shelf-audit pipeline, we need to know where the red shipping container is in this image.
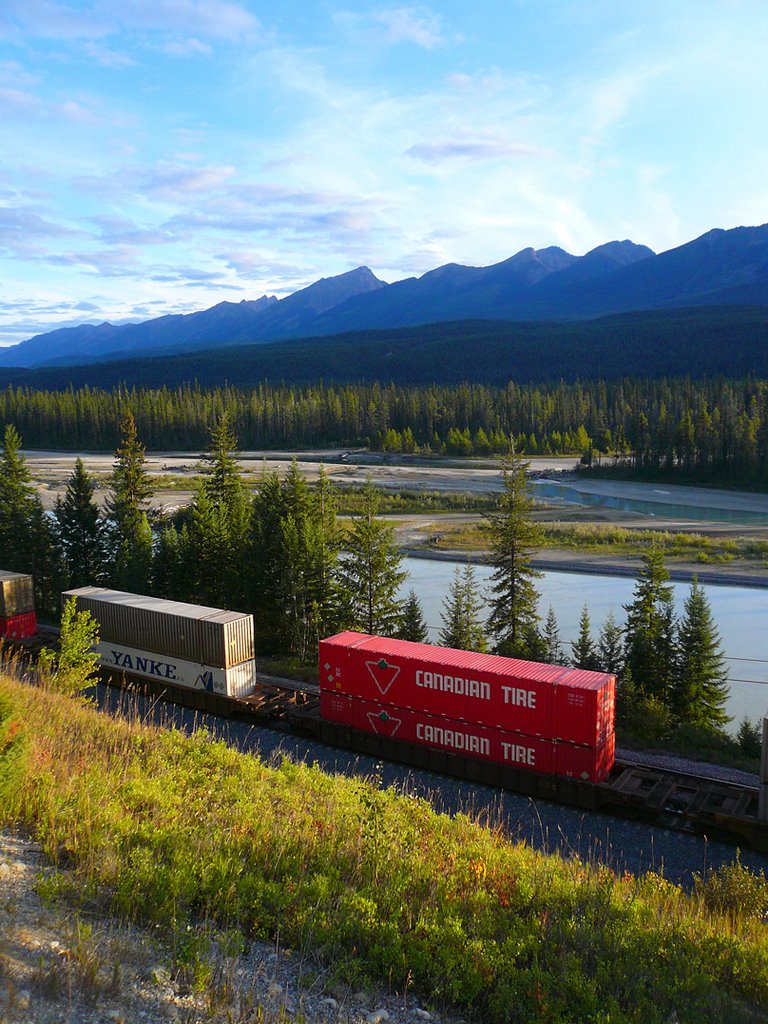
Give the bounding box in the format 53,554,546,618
0,611,37,640
320,691,615,783
319,632,615,747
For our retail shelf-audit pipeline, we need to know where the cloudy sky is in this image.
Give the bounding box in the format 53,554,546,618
1,0,766,347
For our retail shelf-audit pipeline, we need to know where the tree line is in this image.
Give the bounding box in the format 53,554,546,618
4,376,768,485
0,415,743,751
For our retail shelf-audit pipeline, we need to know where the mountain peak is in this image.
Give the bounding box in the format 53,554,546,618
3,224,768,368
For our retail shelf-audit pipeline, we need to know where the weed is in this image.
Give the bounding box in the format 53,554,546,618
4,671,768,1024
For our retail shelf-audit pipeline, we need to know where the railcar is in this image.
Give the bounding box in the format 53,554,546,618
2,573,767,852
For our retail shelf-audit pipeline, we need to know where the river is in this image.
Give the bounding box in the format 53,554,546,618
400,556,768,732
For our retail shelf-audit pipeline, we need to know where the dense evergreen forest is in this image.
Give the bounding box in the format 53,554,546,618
2,306,768,388
3,375,768,486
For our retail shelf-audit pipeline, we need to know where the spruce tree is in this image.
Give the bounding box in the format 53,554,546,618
597,609,624,674
571,604,600,671
397,589,429,643
338,479,406,636
623,546,676,703
103,413,153,593
52,458,105,588
673,577,730,730
542,606,565,664
0,424,54,610
194,415,250,607
199,413,245,510
486,453,542,658
438,562,487,652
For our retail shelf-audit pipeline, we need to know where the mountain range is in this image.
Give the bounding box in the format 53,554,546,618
2,223,768,370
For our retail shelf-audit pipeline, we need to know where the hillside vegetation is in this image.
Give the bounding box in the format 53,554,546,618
2,671,768,1023
2,306,768,389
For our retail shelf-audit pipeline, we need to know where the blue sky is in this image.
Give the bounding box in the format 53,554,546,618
1,0,767,347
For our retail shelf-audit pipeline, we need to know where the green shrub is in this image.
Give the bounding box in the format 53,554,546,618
694,857,768,921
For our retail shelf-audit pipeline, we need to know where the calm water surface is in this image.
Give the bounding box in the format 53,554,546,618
400,556,768,733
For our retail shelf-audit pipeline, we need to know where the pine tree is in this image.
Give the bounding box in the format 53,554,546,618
248,469,288,651
397,589,429,643
623,547,676,702
597,610,624,674
184,485,235,607
0,424,54,610
195,415,250,606
571,604,600,671
486,453,542,658
153,525,184,599
338,479,406,636
438,562,487,652
672,577,730,730
199,413,245,510
103,413,154,592
52,458,104,588
542,606,565,664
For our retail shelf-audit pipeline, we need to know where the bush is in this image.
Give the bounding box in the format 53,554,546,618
694,856,768,921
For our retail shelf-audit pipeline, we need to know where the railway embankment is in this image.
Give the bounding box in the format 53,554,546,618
3,670,768,1024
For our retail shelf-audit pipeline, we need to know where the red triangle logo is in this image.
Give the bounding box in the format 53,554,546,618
365,657,401,696
366,709,402,738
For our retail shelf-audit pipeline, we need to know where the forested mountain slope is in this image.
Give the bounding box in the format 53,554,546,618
1,306,767,390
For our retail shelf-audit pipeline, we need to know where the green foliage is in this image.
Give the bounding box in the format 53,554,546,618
0,691,29,814
0,423,55,611
486,454,543,658
396,589,429,643
52,458,105,589
438,562,487,652
4,369,768,490
623,547,676,702
737,717,762,759
39,598,100,696
673,578,730,730
571,604,600,671
338,479,406,636
542,605,565,665
5,673,768,1024
103,412,154,591
694,857,768,921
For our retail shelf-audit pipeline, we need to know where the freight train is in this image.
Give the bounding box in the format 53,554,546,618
2,572,767,851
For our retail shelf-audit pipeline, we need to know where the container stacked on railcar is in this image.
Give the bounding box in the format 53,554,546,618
63,587,257,697
319,632,615,782
0,571,37,639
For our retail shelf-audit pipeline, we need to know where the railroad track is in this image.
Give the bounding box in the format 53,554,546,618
5,629,768,852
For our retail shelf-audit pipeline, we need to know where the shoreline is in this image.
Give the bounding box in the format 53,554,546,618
401,546,768,589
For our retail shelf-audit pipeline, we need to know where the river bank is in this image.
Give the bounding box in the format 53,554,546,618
402,544,768,589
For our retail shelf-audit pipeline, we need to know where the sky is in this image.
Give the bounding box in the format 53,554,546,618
1,0,767,348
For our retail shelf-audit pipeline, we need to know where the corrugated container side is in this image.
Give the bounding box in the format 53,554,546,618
319,633,615,747
320,692,615,783
95,640,257,696
64,588,254,668
0,611,37,640
0,571,35,617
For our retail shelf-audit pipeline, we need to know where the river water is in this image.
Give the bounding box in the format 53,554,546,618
400,556,768,732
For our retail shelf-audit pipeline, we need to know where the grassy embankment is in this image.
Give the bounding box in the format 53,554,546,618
3,669,768,1023
429,520,768,567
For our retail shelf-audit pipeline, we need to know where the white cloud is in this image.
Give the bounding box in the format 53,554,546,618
109,0,263,42
163,37,213,57
407,137,539,163
333,5,446,50
84,42,135,67
373,6,445,49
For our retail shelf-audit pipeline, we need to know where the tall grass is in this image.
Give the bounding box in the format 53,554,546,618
2,672,768,1023
431,520,768,564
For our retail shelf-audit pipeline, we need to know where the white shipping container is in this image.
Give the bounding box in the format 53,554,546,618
96,640,257,698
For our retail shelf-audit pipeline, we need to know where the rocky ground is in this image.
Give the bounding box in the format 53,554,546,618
0,830,447,1024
